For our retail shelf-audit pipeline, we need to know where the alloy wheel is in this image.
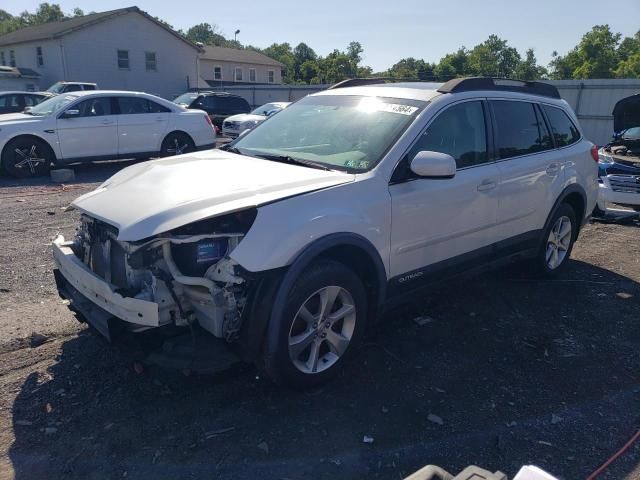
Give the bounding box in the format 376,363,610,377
13,145,46,175
545,215,572,269
166,137,188,155
288,286,356,374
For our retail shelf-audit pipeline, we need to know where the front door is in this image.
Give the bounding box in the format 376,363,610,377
389,100,500,286
56,96,118,160
116,96,169,155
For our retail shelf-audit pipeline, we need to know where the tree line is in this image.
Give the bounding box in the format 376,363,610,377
1,3,639,83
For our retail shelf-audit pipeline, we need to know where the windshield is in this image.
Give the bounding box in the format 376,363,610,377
233,95,424,172
174,92,198,106
250,102,284,115
46,83,66,94
26,94,78,116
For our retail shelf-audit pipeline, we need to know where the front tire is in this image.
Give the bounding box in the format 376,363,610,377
160,132,195,157
264,260,367,390
1,137,52,178
533,203,577,277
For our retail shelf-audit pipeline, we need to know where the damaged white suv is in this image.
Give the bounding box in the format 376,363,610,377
53,78,598,389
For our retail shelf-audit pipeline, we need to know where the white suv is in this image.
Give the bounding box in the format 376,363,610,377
52,78,598,389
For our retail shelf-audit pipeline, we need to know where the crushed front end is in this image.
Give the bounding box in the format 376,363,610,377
53,211,257,344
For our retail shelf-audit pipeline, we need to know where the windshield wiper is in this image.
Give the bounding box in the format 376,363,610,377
252,153,334,171
220,145,243,155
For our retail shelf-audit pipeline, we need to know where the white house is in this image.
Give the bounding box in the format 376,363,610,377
0,6,202,98
199,46,284,87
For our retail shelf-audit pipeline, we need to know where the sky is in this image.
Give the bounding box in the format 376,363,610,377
2,0,639,72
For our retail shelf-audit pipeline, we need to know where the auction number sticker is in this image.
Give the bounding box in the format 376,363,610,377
379,103,418,115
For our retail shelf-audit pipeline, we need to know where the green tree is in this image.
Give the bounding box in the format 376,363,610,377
434,48,469,79
185,22,226,46
550,25,621,79
467,35,521,77
515,48,547,80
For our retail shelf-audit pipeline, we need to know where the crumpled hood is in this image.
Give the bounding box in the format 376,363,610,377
0,113,43,124
72,149,354,241
224,114,265,124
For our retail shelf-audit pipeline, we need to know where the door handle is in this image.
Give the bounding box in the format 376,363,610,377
155,117,165,122
477,179,496,192
101,120,114,125
546,163,560,176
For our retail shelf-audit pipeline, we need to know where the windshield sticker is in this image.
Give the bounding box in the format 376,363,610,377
381,103,419,115
357,99,418,116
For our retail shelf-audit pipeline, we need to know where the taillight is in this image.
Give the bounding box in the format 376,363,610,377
204,114,213,126
590,144,599,162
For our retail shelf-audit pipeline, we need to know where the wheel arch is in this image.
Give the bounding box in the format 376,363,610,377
263,233,387,356
1,133,57,163
540,183,587,250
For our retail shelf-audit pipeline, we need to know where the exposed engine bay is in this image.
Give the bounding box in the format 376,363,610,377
68,210,257,341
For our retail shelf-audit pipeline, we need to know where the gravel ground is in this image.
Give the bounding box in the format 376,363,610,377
0,160,639,480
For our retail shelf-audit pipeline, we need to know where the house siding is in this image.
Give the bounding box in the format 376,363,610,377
58,12,199,98
0,39,64,89
199,58,282,85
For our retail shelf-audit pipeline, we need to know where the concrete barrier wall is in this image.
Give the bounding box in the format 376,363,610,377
214,79,640,146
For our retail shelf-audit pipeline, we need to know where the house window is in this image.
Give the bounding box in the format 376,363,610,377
36,46,44,66
145,51,157,71
9,50,16,67
213,66,222,80
249,68,256,82
0,52,5,66
234,67,243,82
117,49,129,69
268,70,275,83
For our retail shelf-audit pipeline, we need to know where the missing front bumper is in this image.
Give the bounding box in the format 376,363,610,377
53,235,161,340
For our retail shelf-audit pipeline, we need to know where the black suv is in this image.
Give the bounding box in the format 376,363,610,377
173,92,251,128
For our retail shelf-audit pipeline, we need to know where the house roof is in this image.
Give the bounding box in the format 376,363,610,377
0,6,201,51
200,46,284,67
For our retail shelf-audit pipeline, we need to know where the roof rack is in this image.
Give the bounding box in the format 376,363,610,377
437,77,560,99
327,78,388,89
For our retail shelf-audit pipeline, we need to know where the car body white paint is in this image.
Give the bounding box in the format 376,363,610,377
55,82,598,336
71,148,354,241
0,90,216,164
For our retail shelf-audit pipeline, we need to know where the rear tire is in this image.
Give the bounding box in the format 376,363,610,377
532,203,577,277
1,137,53,178
160,132,195,157
263,260,367,390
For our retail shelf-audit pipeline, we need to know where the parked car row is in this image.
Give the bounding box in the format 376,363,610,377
0,83,291,177
0,90,216,178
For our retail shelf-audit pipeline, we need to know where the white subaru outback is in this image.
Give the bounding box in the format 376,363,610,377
53,78,598,389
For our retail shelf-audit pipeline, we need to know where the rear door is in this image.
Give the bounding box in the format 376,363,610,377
490,99,560,246
56,96,118,159
116,96,170,155
389,99,501,283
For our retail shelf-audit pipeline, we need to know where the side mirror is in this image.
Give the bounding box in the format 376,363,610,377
62,109,80,118
23,106,32,113
410,151,456,178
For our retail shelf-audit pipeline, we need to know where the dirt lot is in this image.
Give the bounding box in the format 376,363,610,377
0,161,639,480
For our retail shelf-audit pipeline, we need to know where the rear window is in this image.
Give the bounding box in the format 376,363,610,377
117,97,170,114
542,105,581,147
491,100,553,159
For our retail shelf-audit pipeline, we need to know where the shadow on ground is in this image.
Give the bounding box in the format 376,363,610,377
9,260,640,480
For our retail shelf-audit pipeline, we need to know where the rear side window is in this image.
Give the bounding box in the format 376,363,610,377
411,100,488,168
117,97,169,114
491,100,553,159
542,105,580,147
64,84,82,92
